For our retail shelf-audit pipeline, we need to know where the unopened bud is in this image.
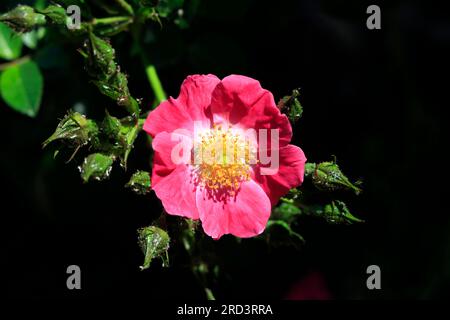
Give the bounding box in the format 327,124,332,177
138,226,170,270
306,161,362,195
125,171,151,195
277,89,303,123
79,153,114,183
43,111,99,149
0,5,46,32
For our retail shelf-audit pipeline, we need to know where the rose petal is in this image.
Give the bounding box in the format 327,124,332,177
152,165,199,219
178,74,220,127
254,145,307,206
144,74,220,137
152,131,193,186
196,180,271,239
210,75,292,147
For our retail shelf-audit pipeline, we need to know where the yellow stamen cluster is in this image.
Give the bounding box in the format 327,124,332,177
193,126,255,195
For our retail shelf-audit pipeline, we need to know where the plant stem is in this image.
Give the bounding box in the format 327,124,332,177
0,55,31,71
142,55,167,104
138,118,146,127
92,16,132,25
205,288,216,300
114,0,134,15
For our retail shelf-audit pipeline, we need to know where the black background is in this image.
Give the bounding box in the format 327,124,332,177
1,0,448,299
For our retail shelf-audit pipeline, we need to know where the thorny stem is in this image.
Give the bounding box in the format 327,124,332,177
141,53,167,105
92,16,132,25
114,0,134,15
0,55,31,71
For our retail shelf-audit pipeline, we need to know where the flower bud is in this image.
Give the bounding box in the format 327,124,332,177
79,153,114,183
138,226,170,270
0,5,46,32
43,111,99,149
125,170,151,195
85,34,117,78
37,5,67,26
313,200,363,224
307,161,362,195
277,88,303,123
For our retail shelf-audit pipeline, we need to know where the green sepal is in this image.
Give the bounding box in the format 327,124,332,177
79,153,114,183
310,200,364,225
305,161,362,195
43,111,99,151
138,226,170,270
85,33,117,79
37,5,68,26
277,88,303,123
0,5,46,33
125,170,151,195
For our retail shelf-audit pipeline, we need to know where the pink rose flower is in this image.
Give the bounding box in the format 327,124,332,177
144,74,306,239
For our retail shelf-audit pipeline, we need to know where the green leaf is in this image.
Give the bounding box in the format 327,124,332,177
265,220,305,248
0,60,43,117
277,88,303,123
272,202,302,224
263,200,305,248
79,153,114,183
0,22,23,60
305,160,362,195
21,27,46,49
125,170,151,195
138,226,170,270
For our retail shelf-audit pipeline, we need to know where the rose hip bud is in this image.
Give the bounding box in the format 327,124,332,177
0,5,46,32
308,161,362,195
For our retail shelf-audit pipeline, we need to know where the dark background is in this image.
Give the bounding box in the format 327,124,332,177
1,0,448,299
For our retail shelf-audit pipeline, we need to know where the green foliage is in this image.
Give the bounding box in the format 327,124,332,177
0,22,22,60
99,113,141,167
263,157,364,247
20,27,46,49
125,170,151,195
43,111,99,150
305,160,362,195
37,5,68,26
79,153,114,183
156,0,185,18
0,1,364,292
271,201,302,224
264,202,305,248
0,5,46,33
0,59,43,117
84,32,140,116
278,88,303,123
312,200,364,225
265,220,305,248
138,225,170,270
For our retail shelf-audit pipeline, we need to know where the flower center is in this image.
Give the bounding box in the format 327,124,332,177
192,126,255,195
